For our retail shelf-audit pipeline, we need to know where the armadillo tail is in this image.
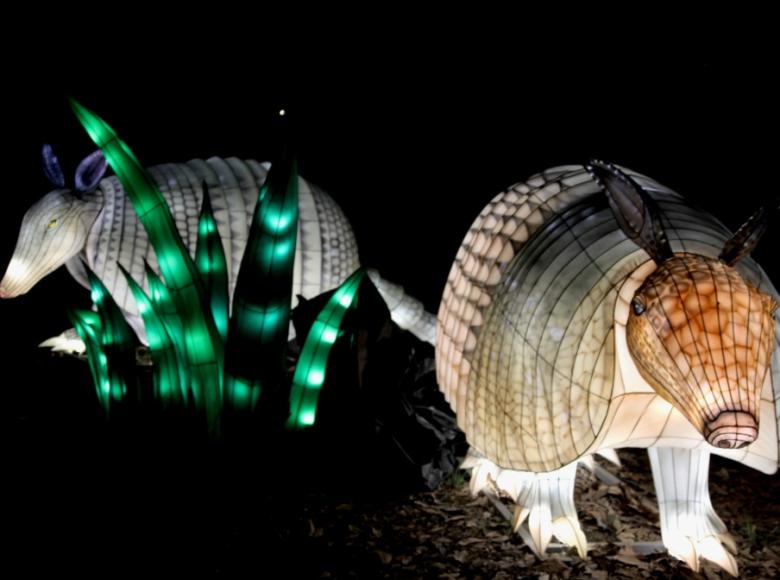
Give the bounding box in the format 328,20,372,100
367,269,436,345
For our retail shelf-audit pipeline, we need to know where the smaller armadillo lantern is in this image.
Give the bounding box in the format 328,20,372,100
0,146,436,348
436,162,779,576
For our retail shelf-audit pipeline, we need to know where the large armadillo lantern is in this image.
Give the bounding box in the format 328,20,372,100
0,146,435,348
436,161,779,575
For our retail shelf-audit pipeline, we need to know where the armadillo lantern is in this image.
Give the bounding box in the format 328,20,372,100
436,161,779,575
0,146,435,347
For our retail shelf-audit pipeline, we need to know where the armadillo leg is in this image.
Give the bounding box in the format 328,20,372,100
648,447,738,576
462,448,587,558
39,327,86,355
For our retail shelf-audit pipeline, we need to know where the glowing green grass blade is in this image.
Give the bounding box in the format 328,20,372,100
86,269,137,405
144,263,190,403
70,100,223,434
195,184,228,345
144,264,183,347
69,310,111,412
225,154,299,411
119,266,183,406
287,268,366,430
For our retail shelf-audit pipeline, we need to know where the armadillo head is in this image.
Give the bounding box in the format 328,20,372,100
0,190,100,298
588,160,778,450
0,145,107,299
627,254,777,449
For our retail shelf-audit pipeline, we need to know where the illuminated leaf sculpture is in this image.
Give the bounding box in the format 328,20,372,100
287,268,366,429
120,265,184,405
87,268,137,405
69,100,224,434
67,266,139,414
437,161,779,575
224,152,299,411
195,186,229,345
144,263,185,356
69,309,112,412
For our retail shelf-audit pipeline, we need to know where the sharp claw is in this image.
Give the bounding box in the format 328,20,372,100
512,505,530,531
462,451,586,560
495,468,524,500
699,536,739,577
665,532,740,576
667,533,700,573
578,454,622,486
469,460,499,496
595,448,621,467
552,516,588,558
719,532,738,555
518,522,547,560
528,502,553,556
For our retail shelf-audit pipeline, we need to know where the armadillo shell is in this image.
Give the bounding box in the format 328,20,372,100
68,157,360,327
436,165,771,473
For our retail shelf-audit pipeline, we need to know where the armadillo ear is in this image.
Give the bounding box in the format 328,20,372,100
42,144,66,188
587,160,674,264
719,197,779,266
74,150,108,193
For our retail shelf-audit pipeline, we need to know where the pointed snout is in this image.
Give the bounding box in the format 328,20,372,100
0,259,32,299
0,279,21,298
0,274,15,298
705,411,758,449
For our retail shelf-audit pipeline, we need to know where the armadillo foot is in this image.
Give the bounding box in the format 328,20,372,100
648,447,738,577
462,448,587,558
39,328,86,355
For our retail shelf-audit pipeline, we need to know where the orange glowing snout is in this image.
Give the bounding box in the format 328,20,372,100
627,254,777,450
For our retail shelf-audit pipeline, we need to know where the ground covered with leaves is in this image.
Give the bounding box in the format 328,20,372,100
7,411,780,579
7,316,780,578
211,448,779,579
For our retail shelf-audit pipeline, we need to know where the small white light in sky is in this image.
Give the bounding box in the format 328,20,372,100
279,109,286,116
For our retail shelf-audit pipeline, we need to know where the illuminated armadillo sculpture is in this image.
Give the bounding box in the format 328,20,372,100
0,147,435,347
436,161,779,576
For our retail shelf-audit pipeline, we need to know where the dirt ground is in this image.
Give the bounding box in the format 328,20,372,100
7,342,780,578
7,409,780,578
226,449,780,579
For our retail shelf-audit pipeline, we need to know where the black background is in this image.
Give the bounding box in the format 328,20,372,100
2,34,778,574
3,52,778,402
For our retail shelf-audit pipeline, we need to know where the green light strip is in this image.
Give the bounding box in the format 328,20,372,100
143,264,190,404
225,154,299,411
286,268,366,430
144,265,183,347
120,265,183,406
69,309,111,413
195,184,229,345
70,100,224,435
86,269,137,405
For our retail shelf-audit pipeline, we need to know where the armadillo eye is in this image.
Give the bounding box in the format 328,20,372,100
632,297,646,316
47,218,58,230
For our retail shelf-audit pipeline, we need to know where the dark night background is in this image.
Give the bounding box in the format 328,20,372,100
2,34,778,575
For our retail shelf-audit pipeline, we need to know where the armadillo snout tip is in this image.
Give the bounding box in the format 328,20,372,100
705,411,758,449
0,281,23,299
